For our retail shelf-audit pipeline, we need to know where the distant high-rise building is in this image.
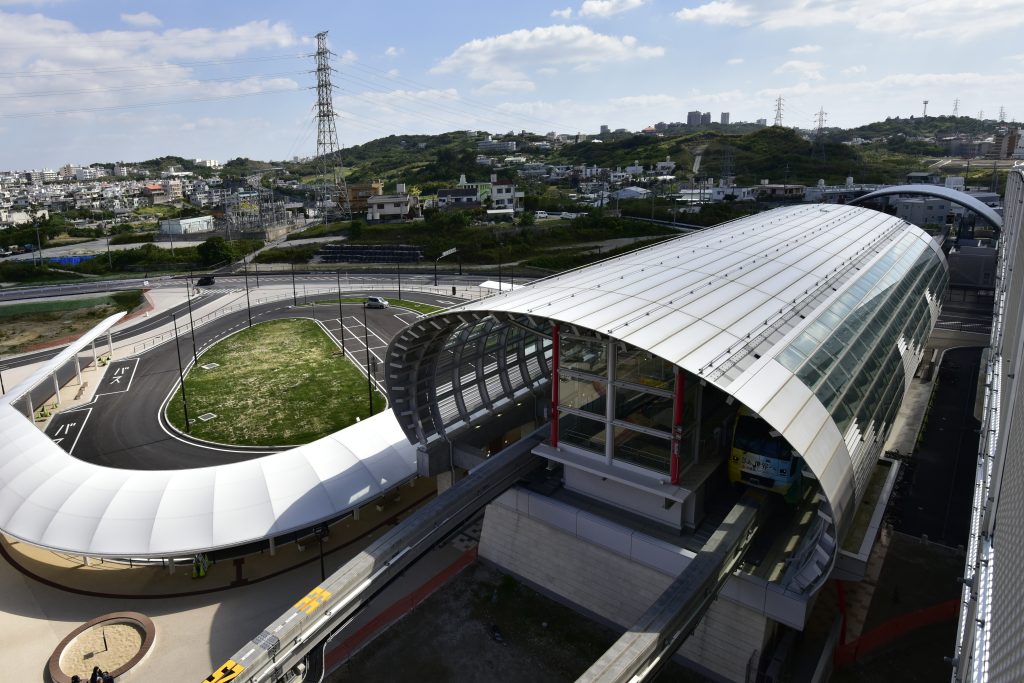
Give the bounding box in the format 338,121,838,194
599,124,610,135
756,118,768,127
687,110,702,126
701,112,711,125
721,112,730,125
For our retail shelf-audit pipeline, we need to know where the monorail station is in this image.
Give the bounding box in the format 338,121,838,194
387,203,947,680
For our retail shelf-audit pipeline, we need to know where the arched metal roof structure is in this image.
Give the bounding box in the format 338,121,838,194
387,204,947,549
0,318,416,557
850,184,1003,230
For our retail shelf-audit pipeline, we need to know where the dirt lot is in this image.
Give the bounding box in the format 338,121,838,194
334,563,706,683
0,291,142,355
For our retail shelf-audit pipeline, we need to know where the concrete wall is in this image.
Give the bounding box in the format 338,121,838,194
565,465,686,529
479,498,771,682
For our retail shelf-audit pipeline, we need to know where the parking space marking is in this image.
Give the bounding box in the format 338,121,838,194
45,407,92,455
95,358,139,396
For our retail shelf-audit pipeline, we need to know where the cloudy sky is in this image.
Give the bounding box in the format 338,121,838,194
3,0,1023,168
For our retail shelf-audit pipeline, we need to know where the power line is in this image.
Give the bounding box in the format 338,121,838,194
0,53,308,79
0,70,306,100
0,86,300,119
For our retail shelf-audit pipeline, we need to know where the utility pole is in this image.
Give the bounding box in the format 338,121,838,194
243,256,252,328
773,95,784,127
184,276,198,367
315,31,351,221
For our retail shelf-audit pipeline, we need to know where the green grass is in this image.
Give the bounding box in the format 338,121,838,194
166,318,385,446
0,290,143,318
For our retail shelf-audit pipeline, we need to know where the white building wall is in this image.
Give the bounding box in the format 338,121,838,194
479,498,771,682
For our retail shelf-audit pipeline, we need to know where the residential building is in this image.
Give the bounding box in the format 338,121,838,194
477,137,517,153
437,188,480,210
75,167,100,181
625,160,645,175
193,159,221,169
687,110,702,127
159,215,215,235
112,164,130,177
600,125,610,135
366,191,421,222
162,179,183,202
720,112,730,125
490,180,523,212
655,157,677,174
892,197,950,228
700,112,711,125
756,118,768,126
906,171,942,185
142,184,168,204
346,179,384,213
756,183,806,199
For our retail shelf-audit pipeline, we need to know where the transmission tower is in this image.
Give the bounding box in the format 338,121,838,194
953,98,960,118
979,109,984,120
999,106,1006,123
773,95,784,127
314,31,351,221
812,107,828,162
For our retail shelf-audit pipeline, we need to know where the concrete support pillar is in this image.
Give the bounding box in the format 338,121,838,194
107,332,113,358
168,559,175,575
437,470,454,495
670,368,685,485
353,507,360,521
52,373,61,406
25,393,34,421
91,340,98,369
83,556,91,566
75,356,82,385
550,324,560,448
605,339,616,466
268,537,276,557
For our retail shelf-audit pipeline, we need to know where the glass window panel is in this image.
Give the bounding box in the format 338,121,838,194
616,347,674,389
613,427,671,474
777,346,805,372
615,387,674,433
559,375,607,415
792,333,818,358
561,336,607,376
559,412,607,455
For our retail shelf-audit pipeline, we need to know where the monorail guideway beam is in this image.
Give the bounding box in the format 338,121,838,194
215,428,546,683
578,492,767,683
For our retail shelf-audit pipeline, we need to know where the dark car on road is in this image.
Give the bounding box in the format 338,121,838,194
196,276,215,286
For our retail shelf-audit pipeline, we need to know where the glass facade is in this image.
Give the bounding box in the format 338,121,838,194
557,333,677,475
777,233,946,439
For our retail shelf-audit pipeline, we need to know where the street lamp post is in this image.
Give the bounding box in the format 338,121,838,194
184,275,198,367
172,314,191,433
291,263,298,306
335,270,346,356
397,261,402,300
243,257,252,328
362,304,375,416
106,233,112,270
434,247,457,287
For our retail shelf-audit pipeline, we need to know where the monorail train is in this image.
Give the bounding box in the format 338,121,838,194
728,407,802,501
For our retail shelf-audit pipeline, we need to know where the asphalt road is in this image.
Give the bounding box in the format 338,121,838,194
64,289,451,470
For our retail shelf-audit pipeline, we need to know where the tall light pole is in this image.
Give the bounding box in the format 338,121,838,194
434,247,457,287
243,256,252,328
362,304,374,416
184,275,198,367
291,263,298,306
172,314,191,433
397,260,402,300
336,269,346,356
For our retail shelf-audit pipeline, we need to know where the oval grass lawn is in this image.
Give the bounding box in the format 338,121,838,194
166,318,385,446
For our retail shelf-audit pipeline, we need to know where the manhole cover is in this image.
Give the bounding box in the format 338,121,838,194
200,363,220,370
197,413,217,422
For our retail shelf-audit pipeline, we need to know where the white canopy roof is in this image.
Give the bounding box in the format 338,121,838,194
0,321,416,557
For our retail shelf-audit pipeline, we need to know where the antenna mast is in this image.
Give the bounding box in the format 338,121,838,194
314,31,351,221
773,95,784,127
922,100,929,117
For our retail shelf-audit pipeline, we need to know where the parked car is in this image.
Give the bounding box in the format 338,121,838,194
196,276,215,286
534,210,548,219
364,296,390,309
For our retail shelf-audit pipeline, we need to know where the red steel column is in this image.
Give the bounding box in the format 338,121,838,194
550,324,560,447
670,368,685,484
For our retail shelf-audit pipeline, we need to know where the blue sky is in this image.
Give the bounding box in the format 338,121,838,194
2,0,1023,168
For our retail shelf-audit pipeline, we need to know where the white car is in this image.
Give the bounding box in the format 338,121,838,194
534,210,548,219
364,296,390,309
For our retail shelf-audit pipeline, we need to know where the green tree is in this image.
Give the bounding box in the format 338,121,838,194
197,236,232,266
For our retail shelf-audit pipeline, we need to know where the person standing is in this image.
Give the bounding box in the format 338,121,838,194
90,667,102,683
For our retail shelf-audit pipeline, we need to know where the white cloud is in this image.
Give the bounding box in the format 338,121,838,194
551,7,573,18
774,60,824,81
386,68,400,77
338,49,357,65
473,79,537,95
432,25,663,88
673,0,1024,41
121,12,161,28
608,94,680,107
675,1,752,25
384,46,402,58
789,44,820,53
537,67,559,76
726,57,744,65
579,0,646,17
841,65,867,75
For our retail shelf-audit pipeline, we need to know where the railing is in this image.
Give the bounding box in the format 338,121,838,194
125,285,493,356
